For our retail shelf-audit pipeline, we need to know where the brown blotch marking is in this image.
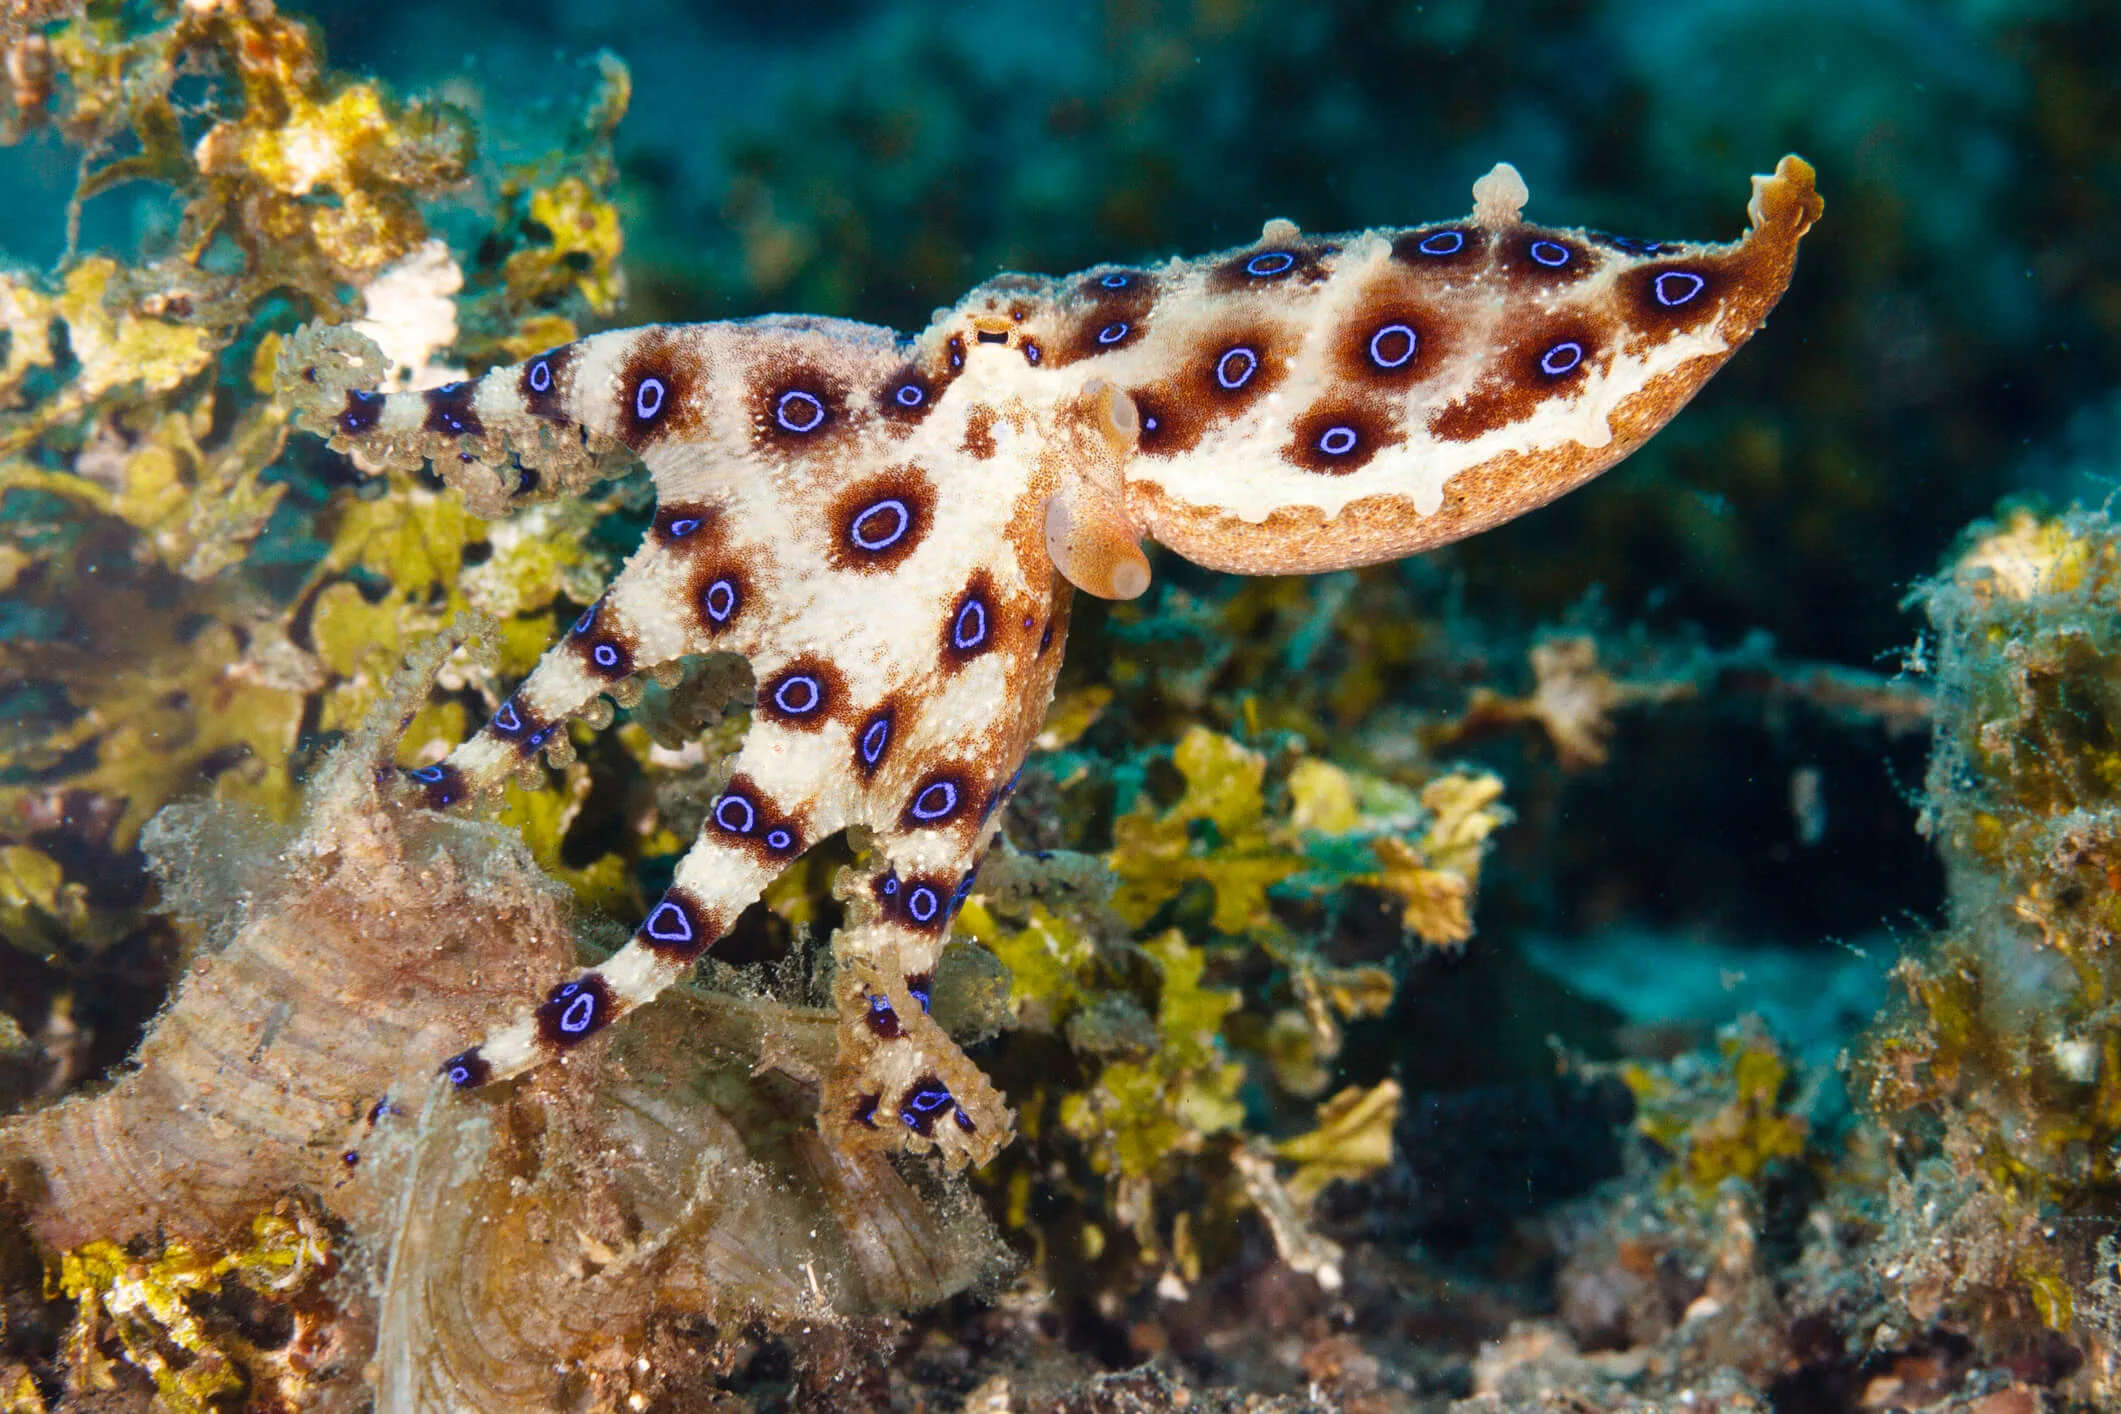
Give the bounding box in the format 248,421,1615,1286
878,363,942,424
422,381,484,440
706,773,808,868
1334,287,1455,389
340,388,385,435
519,344,575,423
941,570,1003,671
1391,225,1491,272
853,689,914,781
1285,399,1402,476
757,655,848,731
534,972,616,1050
900,767,980,833
961,405,998,460
651,501,720,549
897,1074,959,1137
638,886,718,960
1133,317,1298,458
1049,270,1160,368
1618,258,1727,334
1428,312,1611,444
863,991,901,1039
1498,229,1597,286
402,762,467,810
747,359,850,456
826,465,937,574
688,556,754,639
1206,241,1335,295
568,601,638,682
616,329,705,451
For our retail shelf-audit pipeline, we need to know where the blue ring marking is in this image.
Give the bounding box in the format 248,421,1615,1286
1245,251,1296,277
1023,341,1042,365
1417,230,1465,256
1368,324,1418,369
635,376,666,421
955,1110,976,1132
409,765,448,783
850,499,910,552
667,516,700,537
901,1081,954,1129
703,580,738,623
341,388,385,431
1100,273,1132,289
775,389,827,433
894,383,925,408
644,900,694,945
713,794,756,834
860,717,890,766
524,723,557,750
880,872,900,896
1540,341,1585,377
446,1059,479,1087
592,643,621,669
1528,239,1571,267
1097,322,1129,345
1654,270,1707,307
1215,347,1258,391
911,781,959,821
773,675,821,715
907,979,933,1011
765,828,793,851
1607,235,1665,254
952,599,987,650
559,989,598,1035
528,358,552,393
493,702,523,734
573,604,596,635
907,886,940,923
1317,425,1359,457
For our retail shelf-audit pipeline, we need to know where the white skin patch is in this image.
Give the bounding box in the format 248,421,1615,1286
287,154,1821,1170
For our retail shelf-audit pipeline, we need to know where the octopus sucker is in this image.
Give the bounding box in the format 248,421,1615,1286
276,155,1821,1173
